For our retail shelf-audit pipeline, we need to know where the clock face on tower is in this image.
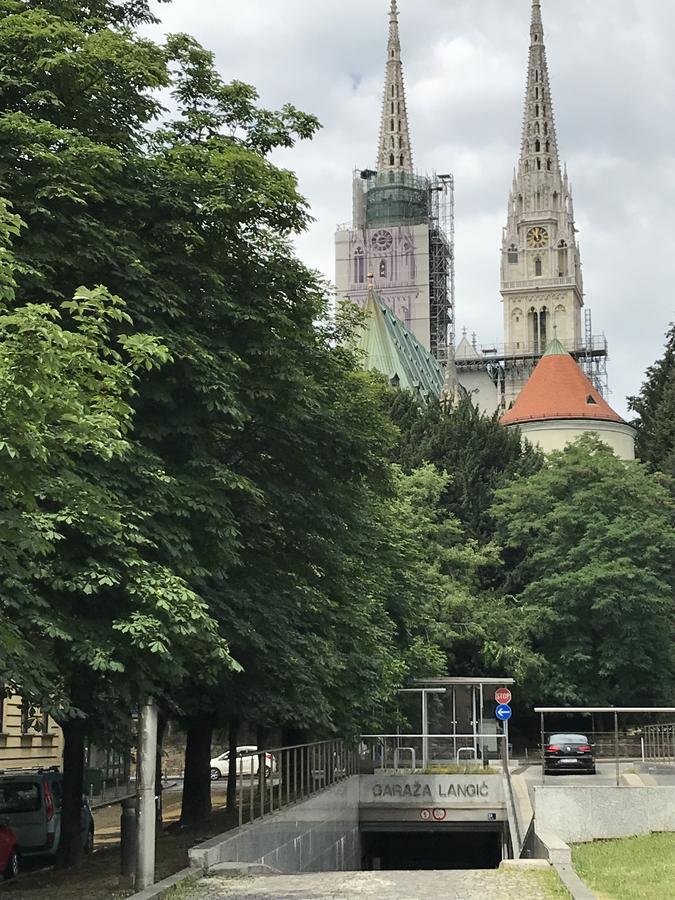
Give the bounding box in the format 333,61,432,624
527,226,549,248
371,229,393,252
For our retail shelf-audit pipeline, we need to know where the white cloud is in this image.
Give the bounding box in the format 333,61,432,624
148,0,675,416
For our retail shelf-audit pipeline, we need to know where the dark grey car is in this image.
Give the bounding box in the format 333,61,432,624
544,733,596,774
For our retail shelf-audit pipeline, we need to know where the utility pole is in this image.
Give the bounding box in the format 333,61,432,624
136,697,158,891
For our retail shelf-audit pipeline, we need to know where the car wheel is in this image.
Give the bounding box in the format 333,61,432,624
4,849,19,880
210,767,221,781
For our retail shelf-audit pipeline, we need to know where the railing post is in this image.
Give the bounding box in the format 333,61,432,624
614,712,620,787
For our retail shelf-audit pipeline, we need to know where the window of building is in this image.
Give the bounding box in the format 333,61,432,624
507,244,518,264
535,257,542,276
545,140,550,152
534,139,541,153
537,158,542,170
399,154,404,166
535,104,539,117
544,122,548,135
391,85,395,98
587,395,597,405
547,158,552,171
354,248,365,284
390,118,394,132
391,101,394,114
389,154,395,166
379,259,387,278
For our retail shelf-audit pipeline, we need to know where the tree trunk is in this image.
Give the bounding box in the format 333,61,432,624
55,717,87,869
155,714,167,825
180,715,213,827
226,718,239,812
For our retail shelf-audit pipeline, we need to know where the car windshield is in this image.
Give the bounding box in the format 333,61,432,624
549,734,589,744
0,781,41,814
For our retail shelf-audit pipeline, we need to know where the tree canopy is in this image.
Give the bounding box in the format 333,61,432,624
492,436,675,705
629,322,675,483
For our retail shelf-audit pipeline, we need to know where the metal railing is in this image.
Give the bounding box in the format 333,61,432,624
360,734,509,773
234,740,357,827
643,723,675,765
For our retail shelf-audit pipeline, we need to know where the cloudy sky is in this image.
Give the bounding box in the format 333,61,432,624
147,0,675,417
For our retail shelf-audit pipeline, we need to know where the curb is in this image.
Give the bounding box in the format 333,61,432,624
127,866,198,900
553,862,597,900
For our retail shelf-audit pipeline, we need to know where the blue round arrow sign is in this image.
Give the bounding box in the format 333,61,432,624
495,704,512,721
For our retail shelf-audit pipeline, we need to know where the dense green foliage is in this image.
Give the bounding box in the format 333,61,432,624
492,436,675,705
629,322,675,482
389,392,542,538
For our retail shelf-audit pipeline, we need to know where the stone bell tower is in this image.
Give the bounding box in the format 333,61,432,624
500,0,585,402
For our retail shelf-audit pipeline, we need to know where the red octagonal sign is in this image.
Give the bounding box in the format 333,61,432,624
495,687,512,705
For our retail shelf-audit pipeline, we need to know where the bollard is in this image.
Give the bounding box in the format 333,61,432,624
120,796,137,890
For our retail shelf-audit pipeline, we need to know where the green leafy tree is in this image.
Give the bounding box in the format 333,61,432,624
491,436,675,706
389,393,543,539
629,322,675,482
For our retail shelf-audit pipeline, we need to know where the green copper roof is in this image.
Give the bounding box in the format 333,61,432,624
542,335,569,357
354,287,444,400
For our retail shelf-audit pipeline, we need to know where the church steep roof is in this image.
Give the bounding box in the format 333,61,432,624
501,338,625,426
355,284,443,400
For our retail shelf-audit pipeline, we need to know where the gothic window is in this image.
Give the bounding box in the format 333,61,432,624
535,257,542,276
547,158,552,171
545,140,550,152
544,122,548,135
391,102,394,114
535,104,539,117
399,137,402,148
399,154,404,166
397,102,400,114
397,119,401,131
537,158,542,170
389,153,395,166
540,307,548,346
535,139,541,152
380,259,387,278
552,191,558,208
354,248,365,284
535,70,539,82
535,87,539,99
391,85,395,98
534,122,540,135
558,242,567,276
390,137,394,148
390,118,395,131
542,104,546,115
507,244,518,264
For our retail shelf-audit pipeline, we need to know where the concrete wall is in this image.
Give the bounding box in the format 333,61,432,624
189,776,360,874
535,786,675,843
515,418,636,460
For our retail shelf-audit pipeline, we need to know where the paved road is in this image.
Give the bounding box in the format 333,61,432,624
518,759,638,806
182,869,561,900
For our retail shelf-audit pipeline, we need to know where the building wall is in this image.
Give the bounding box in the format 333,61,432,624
335,223,431,352
511,419,636,460
0,695,63,771
458,371,500,416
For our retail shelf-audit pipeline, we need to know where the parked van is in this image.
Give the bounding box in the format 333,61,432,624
0,769,94,858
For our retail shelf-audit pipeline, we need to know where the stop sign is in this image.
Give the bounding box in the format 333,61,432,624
495,687,512,705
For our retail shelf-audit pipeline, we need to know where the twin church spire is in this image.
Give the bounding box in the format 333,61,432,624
377,1,413,174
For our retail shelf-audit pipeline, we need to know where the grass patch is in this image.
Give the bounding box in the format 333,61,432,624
531,867,572,898
415,764,500,775
573,832,675,900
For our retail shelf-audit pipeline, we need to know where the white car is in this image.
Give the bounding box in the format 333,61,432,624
209,746,276,781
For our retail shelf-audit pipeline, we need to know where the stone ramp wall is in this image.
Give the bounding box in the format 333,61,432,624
535,785,675,843
189,776,360,874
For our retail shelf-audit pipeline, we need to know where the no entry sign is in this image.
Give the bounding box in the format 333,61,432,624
495,687,512,705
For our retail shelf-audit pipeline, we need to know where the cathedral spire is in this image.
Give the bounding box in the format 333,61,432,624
518,0,560,181
377,1,413,174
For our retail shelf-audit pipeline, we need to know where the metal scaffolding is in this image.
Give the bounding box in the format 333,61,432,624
351,169,455,365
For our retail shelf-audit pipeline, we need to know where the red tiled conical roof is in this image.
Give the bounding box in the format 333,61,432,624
501,338,625,426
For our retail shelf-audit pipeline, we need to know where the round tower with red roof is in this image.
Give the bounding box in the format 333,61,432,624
500,337,636,459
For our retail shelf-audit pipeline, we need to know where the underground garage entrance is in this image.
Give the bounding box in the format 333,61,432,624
361,824,504,870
